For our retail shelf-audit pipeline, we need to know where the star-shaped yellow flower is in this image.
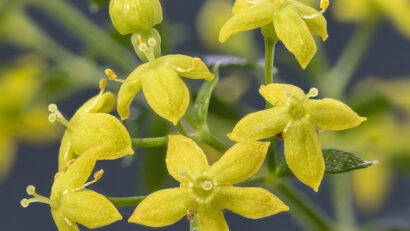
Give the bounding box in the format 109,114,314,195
219,0,329,68
50,80,134,171
116,40,214,124
128,135,289,230
21,143,122,231
228,83,366,191
333,0,410,38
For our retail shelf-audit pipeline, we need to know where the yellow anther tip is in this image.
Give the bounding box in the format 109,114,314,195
320,0,329,11
308,88,319,97
65,159,76,168
99,79,108,91
137,35,143,45
192,58,202,67
93,169,104,180
48,113,57,123
105,68,118,80
26,185,36,195
48,103,58,112
20,199,29,208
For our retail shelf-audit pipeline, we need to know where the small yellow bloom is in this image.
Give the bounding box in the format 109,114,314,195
21,143,122,231
50,80,133,171
128,135,288,230
116,49,214,124
333,0,410,38
228,83,366,191
219,0,329,68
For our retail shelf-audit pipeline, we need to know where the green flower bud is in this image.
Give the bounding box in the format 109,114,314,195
109,0,163,35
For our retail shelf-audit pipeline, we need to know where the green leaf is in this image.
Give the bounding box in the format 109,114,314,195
277,148,377,176
323,148,377,174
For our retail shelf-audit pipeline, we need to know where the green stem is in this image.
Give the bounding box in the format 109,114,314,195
195,127,227,152
273,183,334,231
190,211,199,231
322,16,380,98
332,175,357,231
106,196,146,207
176,121,188,136
131,137,168,147
32,0,137,72
264,39,277,108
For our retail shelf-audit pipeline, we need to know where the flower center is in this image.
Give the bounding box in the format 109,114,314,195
189,175,216,204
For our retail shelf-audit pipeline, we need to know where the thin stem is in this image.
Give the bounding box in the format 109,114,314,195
32,0,137,72
273,183,334,231
264,39,276,108
322,16,380,98
189,211,199,231
131,137,168,148
267,137,277,171
332,175,357,231
176,121,188,136
195,127,227,152
106,196,146,207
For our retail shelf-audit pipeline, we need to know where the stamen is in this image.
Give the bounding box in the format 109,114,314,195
65,159,76,168
48,104,69,127
105,68,124,83
138,43,148,52
320,0,329,11
137,35,143,45
21,185,51,208
73,169,104,192
307,88,319,98
302,0,329,20
148,37,157,47
93,169,104,181
192,58,201,68
54,172,63,180
99,79,107,91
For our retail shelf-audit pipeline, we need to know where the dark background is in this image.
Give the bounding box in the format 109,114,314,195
1,0,410,230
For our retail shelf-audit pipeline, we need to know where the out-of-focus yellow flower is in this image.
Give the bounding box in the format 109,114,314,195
228,83,365,191
197,0,258,58
0,58,54,181
333,0,410,38
50,80,133,171
219,0,329,68
21,143,122,231
128,135,288,230
115,40,214,124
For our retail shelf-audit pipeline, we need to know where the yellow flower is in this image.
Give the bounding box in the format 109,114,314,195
333,0,410,38
50,80,134,171
228,83,366,191
21,143,122,231
219,0,329,68
0,58,54,181
116,42,214,124
128,135,288,230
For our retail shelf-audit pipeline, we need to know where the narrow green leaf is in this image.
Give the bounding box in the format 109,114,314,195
277,148,377,176
323,148,378,174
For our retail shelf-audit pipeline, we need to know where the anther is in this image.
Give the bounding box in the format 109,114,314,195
137,35,143,45
307,88,319,98
105,68,118,80
192,58,201,68
99,79,107,91
148,37,157,47
65,159,76,168
26,185,36,195
201,180,213,191
48,103,58,113
48,113,57,123
320,0,329,11
20,199,30,208
93,169,104,181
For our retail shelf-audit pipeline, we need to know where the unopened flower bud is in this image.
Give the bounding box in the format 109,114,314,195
109,0,163,35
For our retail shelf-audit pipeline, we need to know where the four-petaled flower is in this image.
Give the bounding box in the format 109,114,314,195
21,143,122,231
128,135,289,231
49,80,134,171
117,47,214,124
219,0,329,68
228,83,366,191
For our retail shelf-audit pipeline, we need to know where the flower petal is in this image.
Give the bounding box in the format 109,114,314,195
288,0,328,41
219,2,274,42
259,83,305,106
59,190,122,229
74,92,116,119
51,209,80,231
117,64,149,120
69,113,134,160
305,98,366,130
208,141,269,185
228,106,289,142
0,137,15,181
128,188,194,227
166,135,209,183
52,143,107,194
283,117,324,191
232,0,269,14
216,186,289,219
197,205,229,231
376,0,410,38
273,6,316,69
58,131,76,171
142,66,189,125
158,55,214,81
